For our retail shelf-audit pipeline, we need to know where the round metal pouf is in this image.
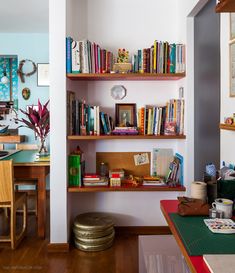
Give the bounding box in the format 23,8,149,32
73,212,115,252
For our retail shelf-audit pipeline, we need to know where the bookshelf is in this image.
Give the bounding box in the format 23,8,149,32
68,185,186,192
68,135,186,140
219,123,235,131
67,73,186,81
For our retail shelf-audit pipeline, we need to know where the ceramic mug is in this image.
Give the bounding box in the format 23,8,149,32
212,198,233,218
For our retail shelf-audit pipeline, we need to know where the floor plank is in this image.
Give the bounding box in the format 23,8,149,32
0,206,139,273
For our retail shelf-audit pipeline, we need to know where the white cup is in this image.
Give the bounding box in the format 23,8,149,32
212,198,233,218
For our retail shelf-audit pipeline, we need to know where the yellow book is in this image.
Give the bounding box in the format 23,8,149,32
153,40,157,72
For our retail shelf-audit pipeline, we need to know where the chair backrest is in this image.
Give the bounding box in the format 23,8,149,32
0,160,14,203
16,144,38,150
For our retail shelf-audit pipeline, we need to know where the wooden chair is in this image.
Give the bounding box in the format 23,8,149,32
0,144,4,150
0,160,27,249
15,144,38,216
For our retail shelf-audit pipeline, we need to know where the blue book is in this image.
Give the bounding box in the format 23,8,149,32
66,37,72,73
100,112,108,134
175,153,184,185
137,49,142,72
169,43,176,73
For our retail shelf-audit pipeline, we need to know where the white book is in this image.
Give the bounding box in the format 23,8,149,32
154,107,159,135
93,106,97,135
71,41,81,73
96,105,100,135
82,40,89,73
157,107,162,135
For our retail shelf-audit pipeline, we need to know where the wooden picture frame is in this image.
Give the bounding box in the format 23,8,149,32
230,41,235,97
115,103,137,127
37,63,49,87
230,13,235,40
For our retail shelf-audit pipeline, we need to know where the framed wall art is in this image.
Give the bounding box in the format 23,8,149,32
37,63,49,87
115,103,137,127
230,41,235,97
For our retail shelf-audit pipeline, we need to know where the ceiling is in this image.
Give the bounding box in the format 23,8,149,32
0,0,48,33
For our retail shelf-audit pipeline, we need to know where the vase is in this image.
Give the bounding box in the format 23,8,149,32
37,136,49,156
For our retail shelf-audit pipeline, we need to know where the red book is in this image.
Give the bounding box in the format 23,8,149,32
83,173,100,178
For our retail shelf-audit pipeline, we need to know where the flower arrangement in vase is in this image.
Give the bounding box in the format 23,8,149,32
16,99,50,156
113,48,132,73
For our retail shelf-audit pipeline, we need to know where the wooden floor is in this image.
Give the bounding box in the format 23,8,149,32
0,200,139,273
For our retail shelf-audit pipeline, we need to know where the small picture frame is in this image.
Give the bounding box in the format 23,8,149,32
230,13,235,40
22,87,30,100
115,103,137,127
37,63,49,86
230,41,235,97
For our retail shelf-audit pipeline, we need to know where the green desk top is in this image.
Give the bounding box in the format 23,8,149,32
1,150,50,166
170,213,235,256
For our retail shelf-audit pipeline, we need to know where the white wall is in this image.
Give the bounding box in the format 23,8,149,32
220,13,235,165
49,0,67,243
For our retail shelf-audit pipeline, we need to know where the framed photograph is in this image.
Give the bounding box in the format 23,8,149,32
115,103,137,127
37,63,49,86
230,13,235,40
230,41,235,97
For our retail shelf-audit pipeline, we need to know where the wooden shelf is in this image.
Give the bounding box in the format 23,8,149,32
0,135,25,143
215,0,235,12
219,123,235,131
68,134,186,140
66,72,186,81
68,185,186,192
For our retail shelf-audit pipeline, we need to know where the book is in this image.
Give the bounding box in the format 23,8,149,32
35,155,50,162
66,37,72,73
83,173,100,178
142,180,165,186
71,40,81,73
68,154,82,186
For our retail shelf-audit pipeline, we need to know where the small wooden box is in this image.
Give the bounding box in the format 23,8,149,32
113,63,132,73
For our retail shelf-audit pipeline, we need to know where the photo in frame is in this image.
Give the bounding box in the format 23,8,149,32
115,103,137,127
230,41,235,97
37,63,49,86
230,13,235,40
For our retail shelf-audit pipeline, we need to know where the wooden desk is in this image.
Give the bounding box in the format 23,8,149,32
3,150,50,239
160,200,211,273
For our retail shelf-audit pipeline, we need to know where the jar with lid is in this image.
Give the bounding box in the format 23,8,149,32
100,162,108,177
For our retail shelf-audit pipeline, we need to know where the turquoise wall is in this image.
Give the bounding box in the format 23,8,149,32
0,33,49,144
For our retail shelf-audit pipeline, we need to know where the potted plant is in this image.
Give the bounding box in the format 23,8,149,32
16,99,50,155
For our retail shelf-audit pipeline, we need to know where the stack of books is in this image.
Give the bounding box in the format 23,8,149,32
66,37,114,74
132,41,185,74
142,176,165,186
109,169,125,187
83,174,109,187
112,127,138,135
67,91,114,136
137,98,184,136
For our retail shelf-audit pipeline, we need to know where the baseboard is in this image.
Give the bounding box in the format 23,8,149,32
115,226,171,235
47,243,70,253
48,226,171,252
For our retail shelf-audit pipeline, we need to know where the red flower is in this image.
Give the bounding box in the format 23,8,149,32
16,99,50,140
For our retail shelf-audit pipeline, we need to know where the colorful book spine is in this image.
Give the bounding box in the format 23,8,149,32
71,40,81,73
66,37,72,74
